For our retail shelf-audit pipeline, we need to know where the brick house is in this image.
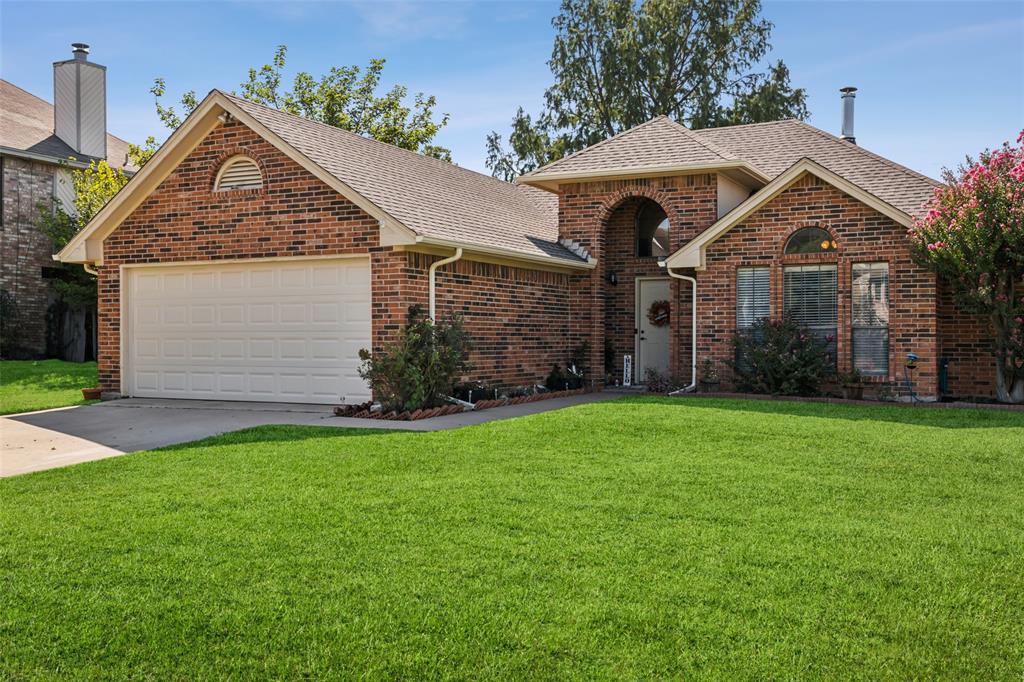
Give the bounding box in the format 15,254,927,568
1,44,135,359
57,88,993,404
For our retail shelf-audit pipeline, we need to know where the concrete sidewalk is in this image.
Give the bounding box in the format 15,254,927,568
1,392,617,477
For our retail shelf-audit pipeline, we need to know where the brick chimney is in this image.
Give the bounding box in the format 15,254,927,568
53,43,107,159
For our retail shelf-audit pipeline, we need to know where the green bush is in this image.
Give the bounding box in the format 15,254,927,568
358,306,472,412
643,368,687,394
729,317,833,396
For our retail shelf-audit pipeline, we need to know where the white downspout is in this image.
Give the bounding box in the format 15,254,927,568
83,263,99,276
665,266,698,394
428,248,463,320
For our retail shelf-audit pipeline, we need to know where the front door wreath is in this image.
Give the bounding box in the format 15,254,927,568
647,300,670,327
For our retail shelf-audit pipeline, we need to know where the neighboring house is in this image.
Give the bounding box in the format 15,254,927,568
1,44,135,359
57,87,993,404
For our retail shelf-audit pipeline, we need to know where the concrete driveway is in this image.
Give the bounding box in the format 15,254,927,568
1,393,617,477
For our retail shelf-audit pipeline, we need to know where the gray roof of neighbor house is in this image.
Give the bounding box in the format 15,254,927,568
0,80,135,171
518,116,746,178
693,119,939,218
225,93,572,262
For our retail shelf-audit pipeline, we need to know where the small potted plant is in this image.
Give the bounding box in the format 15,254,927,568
838,368,864,400
82,387,102,400
699,358,721,392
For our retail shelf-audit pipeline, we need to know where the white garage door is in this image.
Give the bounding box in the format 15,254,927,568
127,258,371,404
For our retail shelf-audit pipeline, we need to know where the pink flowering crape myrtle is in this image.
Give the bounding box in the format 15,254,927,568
909,131,1024,403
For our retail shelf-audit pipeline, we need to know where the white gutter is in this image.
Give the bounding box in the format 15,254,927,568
82,263,99,276
428,248,463,320
664,265,698,394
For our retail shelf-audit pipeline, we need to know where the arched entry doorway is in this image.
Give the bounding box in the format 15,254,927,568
602,196,674,384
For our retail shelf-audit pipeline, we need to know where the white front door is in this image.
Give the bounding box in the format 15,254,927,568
636,278,671,382
126,258,372,404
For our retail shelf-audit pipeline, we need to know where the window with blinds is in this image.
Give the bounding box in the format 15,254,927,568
736,267,770,328
852,262,889,375
214,156,263,191
784,264,837,360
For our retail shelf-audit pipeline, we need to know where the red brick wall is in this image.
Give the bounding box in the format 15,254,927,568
371,252,574,387
701,174,941,397
98,119,574,394
557,174,718,383
937,283,995,398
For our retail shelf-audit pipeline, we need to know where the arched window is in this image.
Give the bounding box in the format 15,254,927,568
636,201,669,258
784,227,836,255
214,155,263,191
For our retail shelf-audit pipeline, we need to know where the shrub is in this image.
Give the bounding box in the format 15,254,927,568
545,364,567,391
644,368,687,393
0,290,21,358
908,131,1024,402
729,317,833,396
358,305,472,412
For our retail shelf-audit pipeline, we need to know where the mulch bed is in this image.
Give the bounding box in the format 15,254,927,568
666,390,1024,412
333,388,589,421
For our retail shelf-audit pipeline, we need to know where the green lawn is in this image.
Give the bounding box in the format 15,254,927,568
0,359,98,415
2,398,1022,679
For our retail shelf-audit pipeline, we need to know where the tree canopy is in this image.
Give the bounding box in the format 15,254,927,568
153,45,451,160
487,0,809,180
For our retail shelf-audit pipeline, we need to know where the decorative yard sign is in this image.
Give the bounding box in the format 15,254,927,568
623,354,632,387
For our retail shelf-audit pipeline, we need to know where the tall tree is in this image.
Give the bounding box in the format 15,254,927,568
487,0,808,180
153,45,451,160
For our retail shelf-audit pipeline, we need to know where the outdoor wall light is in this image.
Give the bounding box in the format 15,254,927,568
607,271,618,285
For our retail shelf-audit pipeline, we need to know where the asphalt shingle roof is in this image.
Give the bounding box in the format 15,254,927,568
226,93,574,262
693,119,939,218
0,80,135,171
520,116,742,178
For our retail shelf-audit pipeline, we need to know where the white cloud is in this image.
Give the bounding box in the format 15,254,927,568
349,1,473,41
802,17,1024,77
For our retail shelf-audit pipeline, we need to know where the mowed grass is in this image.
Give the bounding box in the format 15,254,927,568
1,397,1022,680
0,359,97,415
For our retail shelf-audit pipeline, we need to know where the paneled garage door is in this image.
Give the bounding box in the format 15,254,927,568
126,258,371,404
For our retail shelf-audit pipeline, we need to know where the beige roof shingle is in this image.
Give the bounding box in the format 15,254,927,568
226,93,574,263
0,80,135,171
520,116,744,178
693,119,939,217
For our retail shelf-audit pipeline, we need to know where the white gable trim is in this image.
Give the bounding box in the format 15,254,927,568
663,157,914,271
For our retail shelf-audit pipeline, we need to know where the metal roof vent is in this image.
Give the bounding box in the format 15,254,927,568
840,86,857,144
71,43,90,61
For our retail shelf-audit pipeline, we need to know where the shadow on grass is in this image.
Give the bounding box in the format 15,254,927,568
154,424,414,451
614,395,1024,430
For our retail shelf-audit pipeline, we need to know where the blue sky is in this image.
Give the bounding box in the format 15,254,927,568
2,0,1022,178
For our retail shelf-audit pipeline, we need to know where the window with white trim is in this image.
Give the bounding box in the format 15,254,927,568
736,267,770,329
852,262,889,375
214,156,263,191
784,264,837,360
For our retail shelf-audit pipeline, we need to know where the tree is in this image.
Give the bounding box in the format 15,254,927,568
487,0,809,180
909,132,1024,403
152,46,451,160
37,150,152,315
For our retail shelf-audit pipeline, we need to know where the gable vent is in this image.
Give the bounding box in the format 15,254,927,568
214,156,263,191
